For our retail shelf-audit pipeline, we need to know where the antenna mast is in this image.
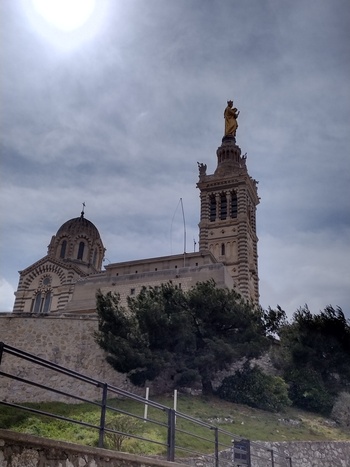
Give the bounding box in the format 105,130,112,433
180,198,186,267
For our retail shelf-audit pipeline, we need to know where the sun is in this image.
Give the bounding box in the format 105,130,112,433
32,0,96,31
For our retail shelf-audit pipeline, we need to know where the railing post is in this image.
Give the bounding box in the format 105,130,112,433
213,427,219,467
269,449,275,467
287,456,293,467
0,342,4,365
98,383,108,448
167,408,176,462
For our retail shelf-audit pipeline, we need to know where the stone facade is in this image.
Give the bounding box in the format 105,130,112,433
13,212,106,315
197,136,259,303
64,254,235,314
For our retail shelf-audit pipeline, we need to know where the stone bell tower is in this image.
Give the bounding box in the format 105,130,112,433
197,100,259,302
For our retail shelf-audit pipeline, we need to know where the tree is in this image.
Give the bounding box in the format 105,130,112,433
262,305,288,337
276,305,350,413
95,280,270,394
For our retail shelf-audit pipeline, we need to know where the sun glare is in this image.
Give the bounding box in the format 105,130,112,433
32,0,96,31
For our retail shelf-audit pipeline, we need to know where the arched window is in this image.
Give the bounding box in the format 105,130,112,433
220,193,227,220
210,195,216,222
60,240,67,258
33,292,42,313
231,191,238,218
77,241,85,260
221,243,225,256
43,292,52,313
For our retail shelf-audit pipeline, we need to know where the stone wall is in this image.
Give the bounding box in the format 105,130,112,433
0,314,142,403
1,429,349,467
0,305,277,403
252,441,350,467
0,429,188,467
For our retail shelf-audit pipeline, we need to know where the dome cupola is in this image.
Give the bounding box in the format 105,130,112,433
47,210,105,273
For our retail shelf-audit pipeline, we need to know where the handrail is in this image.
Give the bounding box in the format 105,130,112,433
0,342,293,466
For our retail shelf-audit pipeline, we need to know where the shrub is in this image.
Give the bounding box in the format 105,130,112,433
331,392,350,429
104,414,143,451
216,364,291,412
286,368,334,414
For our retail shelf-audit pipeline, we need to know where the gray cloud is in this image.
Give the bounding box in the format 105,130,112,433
1,0,349,317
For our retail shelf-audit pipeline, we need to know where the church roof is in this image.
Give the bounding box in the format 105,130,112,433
56,213,102,241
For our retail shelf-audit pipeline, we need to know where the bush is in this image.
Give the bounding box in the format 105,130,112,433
104,414,143,451
331,392,350,429
216,364,291,412
286,368,334,414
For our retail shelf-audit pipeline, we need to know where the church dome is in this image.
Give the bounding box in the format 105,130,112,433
56,214,101,241
48,211,105,272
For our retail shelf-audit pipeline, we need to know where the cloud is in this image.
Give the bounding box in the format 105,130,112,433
259,229,350,316
1,0,349,318
0,278,15,312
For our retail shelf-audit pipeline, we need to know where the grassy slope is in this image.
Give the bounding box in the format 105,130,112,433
0,394,348,455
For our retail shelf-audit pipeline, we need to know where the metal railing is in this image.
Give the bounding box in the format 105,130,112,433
0,342,293,466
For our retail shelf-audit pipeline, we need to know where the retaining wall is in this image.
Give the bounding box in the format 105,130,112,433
1,430,349,467
0,429,187,467
0,314,142,403
254,441,350,467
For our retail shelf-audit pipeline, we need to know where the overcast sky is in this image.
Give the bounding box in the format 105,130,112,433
1,0,349,319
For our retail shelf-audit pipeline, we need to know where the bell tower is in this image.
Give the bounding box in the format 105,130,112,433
197,101,259,302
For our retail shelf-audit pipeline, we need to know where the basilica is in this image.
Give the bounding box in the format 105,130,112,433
12,105,260,315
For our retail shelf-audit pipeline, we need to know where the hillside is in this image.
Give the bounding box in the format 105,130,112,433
0,394,348,456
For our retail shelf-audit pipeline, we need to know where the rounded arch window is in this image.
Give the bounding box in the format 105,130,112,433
77,241,85,260
32,291,52,313
60,240,67,258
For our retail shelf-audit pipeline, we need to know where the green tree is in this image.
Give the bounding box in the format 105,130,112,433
285,367,333,414
262,305,288,337
95,280,270,394
276,305,350,413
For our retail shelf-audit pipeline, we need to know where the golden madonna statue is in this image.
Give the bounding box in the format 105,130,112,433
224,100,240,136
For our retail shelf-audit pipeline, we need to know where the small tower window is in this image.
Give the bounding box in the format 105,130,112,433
77,241,85,260
220,193,227,220
60,240,67,259
210,195,216,221
221,243,225,256
231,191,238,218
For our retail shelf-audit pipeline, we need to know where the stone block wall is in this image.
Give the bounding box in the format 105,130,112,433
0,314,141,403
1,430,350,467
253,441,350,467
0,429,188,467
